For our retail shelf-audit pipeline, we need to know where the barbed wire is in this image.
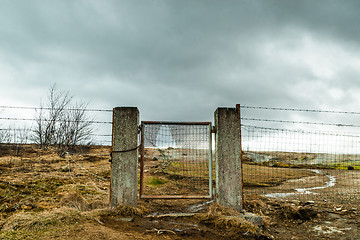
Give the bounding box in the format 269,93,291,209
242,124,360,138
66,152,108,181
0,117,111,124
0,128,111,138
241,117,360,128
0,105,112,112
2,104,359,115
240,105,360,115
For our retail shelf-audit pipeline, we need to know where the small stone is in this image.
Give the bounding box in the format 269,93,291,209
305,201,315,205
117,217,134,222
335,208,342,211
21,205,33,210
242,213,264,226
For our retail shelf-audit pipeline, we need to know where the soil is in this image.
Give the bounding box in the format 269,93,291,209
0,145,359,239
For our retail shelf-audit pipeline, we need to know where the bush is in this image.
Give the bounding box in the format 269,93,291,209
33,84,93,155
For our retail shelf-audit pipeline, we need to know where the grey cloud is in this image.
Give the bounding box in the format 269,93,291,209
1,0,360,125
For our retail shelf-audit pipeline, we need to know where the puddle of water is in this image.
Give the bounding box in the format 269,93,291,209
313,225,352,235
265,170,336,199
264,192,297,198
188,200,215,212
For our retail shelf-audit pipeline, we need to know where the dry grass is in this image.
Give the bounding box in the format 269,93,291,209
196,204,259,235
0,145,326,239
244,194,318,222
106,204,150,217
242,164,315,187
277,203,318,221
0,201,149,240
1,207,85,232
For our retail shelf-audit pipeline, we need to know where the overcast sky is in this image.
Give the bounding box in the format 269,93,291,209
1,0,360,137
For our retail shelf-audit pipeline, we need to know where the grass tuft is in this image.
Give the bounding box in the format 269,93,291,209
196,204,258,235
1,207,84,232
147,177,168,187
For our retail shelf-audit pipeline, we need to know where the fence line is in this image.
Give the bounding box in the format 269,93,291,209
242,117,360,128
66,152,108,181
0,105,113,112
240,105,360,115
240,106,360,206
0,117,112,124
242,124,360,138
0,105,112,146
2,103,360,206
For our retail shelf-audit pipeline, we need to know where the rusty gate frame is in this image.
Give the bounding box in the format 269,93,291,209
139,121,214,199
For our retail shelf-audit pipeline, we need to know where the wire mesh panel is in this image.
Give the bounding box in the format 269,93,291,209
140,121,213,199
242,125,360,205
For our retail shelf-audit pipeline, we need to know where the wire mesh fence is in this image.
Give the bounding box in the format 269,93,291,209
3,103,360,207
241,106,360,206
0,105,112,213
140,122,213,198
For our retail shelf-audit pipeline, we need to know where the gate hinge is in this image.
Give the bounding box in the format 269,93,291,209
211,126,216,133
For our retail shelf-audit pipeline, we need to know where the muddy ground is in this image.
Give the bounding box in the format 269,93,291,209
0,145,359,239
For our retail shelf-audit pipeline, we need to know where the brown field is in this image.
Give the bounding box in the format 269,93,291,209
0,145,359,239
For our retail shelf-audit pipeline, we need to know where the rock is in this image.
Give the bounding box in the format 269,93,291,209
117,217,134,222
305,201,315,205
60,166,71,172
242,213,264,226
146,213,195,218
298,206,318,220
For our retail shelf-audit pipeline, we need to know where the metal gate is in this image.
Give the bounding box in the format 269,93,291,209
139,121,214,199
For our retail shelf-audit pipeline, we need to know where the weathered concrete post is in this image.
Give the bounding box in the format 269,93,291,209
110,107,139,208
214,107,243,211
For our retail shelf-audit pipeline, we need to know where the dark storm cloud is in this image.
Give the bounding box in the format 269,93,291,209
1,0,360,124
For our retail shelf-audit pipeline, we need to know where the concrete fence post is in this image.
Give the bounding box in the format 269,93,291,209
214,107,243,211
110,107,139,208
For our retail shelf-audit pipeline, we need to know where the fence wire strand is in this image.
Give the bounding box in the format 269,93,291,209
0,105,113,112
240,105,360,115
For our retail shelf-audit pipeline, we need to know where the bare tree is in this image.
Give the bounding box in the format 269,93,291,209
0,127,11,145
0,109,10,144
33,84,93,154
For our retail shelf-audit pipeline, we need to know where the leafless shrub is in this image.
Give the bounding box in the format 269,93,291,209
33,84,93,155
0,127,11,145
10,126,31,155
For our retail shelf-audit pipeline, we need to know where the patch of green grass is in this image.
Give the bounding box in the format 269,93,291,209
333,161,360,170
146,177,168,187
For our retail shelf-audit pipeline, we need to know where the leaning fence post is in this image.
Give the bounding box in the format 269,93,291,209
110,107,139,208
214,106,243,211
